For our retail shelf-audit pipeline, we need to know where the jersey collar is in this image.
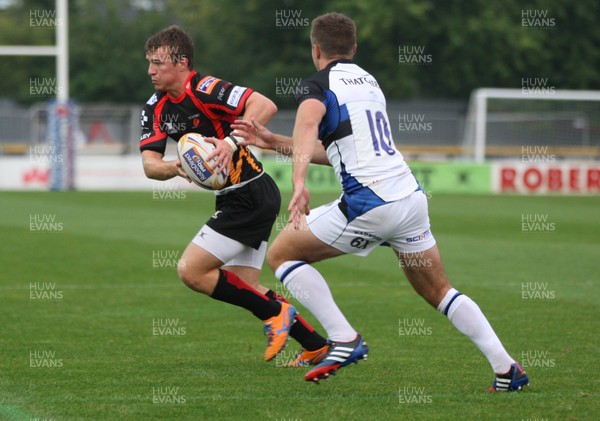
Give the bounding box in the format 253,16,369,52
325,58,353,69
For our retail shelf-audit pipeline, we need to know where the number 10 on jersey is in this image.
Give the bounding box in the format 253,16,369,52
366,110,396,156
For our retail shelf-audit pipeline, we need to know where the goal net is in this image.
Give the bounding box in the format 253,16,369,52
463,88,600,163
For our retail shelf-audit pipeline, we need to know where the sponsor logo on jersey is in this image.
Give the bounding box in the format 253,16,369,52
185,114,203,128
226,86,247,107
196,76,220,94
141,110,149,126
217,86,227,101
146,93,158,105
338,76,379,87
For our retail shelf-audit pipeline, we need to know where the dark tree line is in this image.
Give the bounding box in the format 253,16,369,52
1,0,598,106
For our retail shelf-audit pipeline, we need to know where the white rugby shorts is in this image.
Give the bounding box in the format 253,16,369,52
191,225,267,270
306,189,436,256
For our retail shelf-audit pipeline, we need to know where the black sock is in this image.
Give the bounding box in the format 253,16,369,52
266,290,328,351
211,270,281,320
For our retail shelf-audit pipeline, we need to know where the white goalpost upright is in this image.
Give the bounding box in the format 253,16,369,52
0,0,74,190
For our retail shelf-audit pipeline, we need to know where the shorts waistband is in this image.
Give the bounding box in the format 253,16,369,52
214,171,265,196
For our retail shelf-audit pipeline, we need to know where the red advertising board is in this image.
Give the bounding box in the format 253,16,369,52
493,163,600,194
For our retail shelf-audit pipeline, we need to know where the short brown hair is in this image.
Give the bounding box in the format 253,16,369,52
310,12,356,58
145,25,194,69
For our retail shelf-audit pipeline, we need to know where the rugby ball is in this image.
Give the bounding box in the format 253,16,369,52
177,133,229,190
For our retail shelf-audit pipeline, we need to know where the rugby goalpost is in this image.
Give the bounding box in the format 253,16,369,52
0,0,74,190
464,88,600,163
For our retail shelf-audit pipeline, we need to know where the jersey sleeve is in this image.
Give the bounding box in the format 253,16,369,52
193,75,254,119
139,93,168,154
295,76,326,105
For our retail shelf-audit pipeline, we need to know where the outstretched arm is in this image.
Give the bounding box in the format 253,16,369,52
231,118,330,166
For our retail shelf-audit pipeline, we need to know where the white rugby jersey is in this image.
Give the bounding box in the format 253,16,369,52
297,59,419,221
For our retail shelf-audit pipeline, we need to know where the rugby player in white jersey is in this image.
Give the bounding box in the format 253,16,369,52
232,12,529,391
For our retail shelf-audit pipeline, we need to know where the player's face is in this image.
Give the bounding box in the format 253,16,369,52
146,46,184,93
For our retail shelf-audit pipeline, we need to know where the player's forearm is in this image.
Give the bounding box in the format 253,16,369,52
270,133,293,155
291,124,317,187
292,153,311,190
310,144,330,166
269,133,330,166
143,160,180,180
141,151,179,180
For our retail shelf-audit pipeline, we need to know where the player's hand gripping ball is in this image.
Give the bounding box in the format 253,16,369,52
177,133,229,190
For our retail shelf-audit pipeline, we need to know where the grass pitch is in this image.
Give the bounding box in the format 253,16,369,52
0,191,598,420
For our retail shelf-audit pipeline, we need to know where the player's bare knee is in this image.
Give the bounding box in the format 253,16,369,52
266,246,282,273
177,262,209,294
177,263,194,288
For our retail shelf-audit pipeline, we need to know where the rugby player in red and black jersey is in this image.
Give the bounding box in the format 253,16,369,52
140,26,329,364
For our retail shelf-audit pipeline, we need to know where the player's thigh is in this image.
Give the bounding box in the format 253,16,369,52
305,198,386,257
181,225,247,275
178,241,224,282
267,215,344,270
395,245,451,307
385,190,436,254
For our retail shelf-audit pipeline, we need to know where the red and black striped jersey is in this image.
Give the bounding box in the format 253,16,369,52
139,71,263,188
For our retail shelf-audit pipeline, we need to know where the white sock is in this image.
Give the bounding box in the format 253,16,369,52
437,288,514,374
275,261,357,342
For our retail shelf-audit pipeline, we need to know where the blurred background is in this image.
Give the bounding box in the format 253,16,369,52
1,0,599,193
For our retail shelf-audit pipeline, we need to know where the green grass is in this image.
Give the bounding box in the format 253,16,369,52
0,191,599,420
